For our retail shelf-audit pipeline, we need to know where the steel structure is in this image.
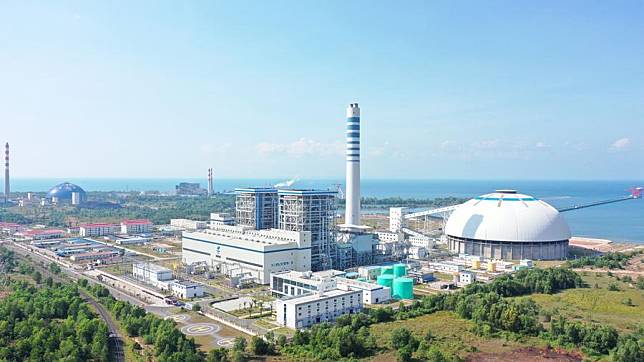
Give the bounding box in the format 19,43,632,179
4,143,9,203
278,189,337,271
234,188,279,230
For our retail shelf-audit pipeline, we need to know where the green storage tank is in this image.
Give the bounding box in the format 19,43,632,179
393,277,414,300
381,266,394,276
377,275,394,297
393,263,407,278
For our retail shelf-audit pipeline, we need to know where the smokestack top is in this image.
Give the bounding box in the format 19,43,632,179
346,103,360,118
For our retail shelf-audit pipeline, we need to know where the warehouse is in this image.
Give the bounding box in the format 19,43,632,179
182,224,311,284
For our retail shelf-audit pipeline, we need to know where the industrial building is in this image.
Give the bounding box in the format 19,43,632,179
182,224,312,284
170,219,207,230
275,288,363,329
336,278,391,305
176,182,207,196
47,182,87,204
270,270,345,297
278,189,337,271
121,219,154,234
210,213,234,226
235,188,279,230
80,223,119,237
445,190,570,260
133,263,173,283
169,281,204,299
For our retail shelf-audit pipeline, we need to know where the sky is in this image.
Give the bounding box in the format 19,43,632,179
1,1,643,180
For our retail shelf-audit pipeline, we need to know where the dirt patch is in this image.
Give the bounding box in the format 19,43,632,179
467,347,582,362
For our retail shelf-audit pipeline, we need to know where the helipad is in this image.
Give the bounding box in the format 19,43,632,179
164,314,190,323
181,323,221,336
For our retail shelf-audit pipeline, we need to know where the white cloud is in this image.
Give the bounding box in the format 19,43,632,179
535,141,551,149
256,138,343,157
609,137,630,152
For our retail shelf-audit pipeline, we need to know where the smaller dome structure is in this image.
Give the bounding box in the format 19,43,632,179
47,182,87,203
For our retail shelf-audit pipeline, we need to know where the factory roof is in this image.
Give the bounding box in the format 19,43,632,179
81,223,118,228
445,190,571,243
277,189,337,196
281,288,360,305
134,263,171,273
122,219,153,225
22,229,65,236
234,187,277,193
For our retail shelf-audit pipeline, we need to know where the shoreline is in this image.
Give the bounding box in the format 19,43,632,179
570,237,643,253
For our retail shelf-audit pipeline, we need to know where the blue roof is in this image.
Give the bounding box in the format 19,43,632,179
47,182,86,200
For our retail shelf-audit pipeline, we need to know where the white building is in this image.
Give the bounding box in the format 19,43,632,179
456,270,476,286
336,278,390,304
275,288,363,329
121,219,154,234
80,223,119,237
376,231,403,243
70,250,120,262
133,263,173,284
407,246,427,260
115,236,149,245
170,281,203,299
270,270,345,297
357,266,381,280
210,213,234,226
182,224,312,284
170,219,208,230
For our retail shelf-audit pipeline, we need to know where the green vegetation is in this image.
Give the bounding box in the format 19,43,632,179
86,284,204,361
566,251,641,269
0,269,110,361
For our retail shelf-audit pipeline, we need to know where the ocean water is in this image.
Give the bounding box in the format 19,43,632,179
9,178,644,243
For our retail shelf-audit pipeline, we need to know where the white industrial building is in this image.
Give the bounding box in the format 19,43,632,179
270,270,344,297
427,261,463,273
182,224,311,284
445,190,570,260
456,270,476,286
170,219,208,230
275,288,363,329
169,281,203,299
133,263,173,283
210,213,234,226
79,223,119,237
121,219,154,234
336,278,390,305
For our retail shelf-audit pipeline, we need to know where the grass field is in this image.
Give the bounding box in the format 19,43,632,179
529,273,644,334
370,311,547,360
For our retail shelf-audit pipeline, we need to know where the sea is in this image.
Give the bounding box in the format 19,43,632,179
9,178,644,244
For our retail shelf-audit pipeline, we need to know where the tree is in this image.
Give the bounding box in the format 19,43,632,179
250,336,270,355
613,335,643,362
390,327,418,350
33,270,42,284
207,348,229,362
233,336,247,352
49,262,61,274
397,346,413,362
277,334,287,348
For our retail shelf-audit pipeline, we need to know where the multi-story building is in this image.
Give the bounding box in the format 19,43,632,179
121,219,154,234
235,188,279,230
80,223,119,237
336,278,391,305
182,224,311,284
278,189,337,271
275,288,363,329
169,281,204,299
18,229,65,240
210,213,234,226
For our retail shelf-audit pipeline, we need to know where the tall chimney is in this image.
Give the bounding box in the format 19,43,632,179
345,103,361,226
4,143,9,203
207,168,214,197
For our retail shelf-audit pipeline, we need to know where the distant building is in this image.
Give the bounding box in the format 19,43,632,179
70,250,120,262
169,281,203,299
175,182,207,196
170,219,207,230
121,219,154,234
18,229,65,240
456,270,476,286
0,222,22,235
80,223,119,237
46,182,86,204
210,213,234,226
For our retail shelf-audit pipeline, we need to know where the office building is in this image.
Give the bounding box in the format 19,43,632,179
121,219,154,234
80,223,119,237
275,288,363,329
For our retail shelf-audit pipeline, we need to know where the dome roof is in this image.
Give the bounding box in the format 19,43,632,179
445,190,571,242
47,182,86,200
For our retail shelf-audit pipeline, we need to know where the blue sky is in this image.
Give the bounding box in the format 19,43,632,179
1,1,643,180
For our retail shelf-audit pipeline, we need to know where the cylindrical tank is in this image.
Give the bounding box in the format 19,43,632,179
472,260,481,269
393,277,414,300
381,266,394,275
393,263,407,278
377,275,394,297
487,262,496,272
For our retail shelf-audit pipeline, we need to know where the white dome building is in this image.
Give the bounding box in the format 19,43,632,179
445,190,570,260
